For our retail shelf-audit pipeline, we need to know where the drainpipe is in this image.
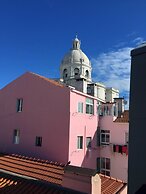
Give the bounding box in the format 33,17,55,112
84,126,86,157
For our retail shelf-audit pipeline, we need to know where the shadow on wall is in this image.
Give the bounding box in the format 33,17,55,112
81,130,100,170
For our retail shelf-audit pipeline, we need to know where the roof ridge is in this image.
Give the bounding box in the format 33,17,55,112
0,157,64,176
99,173,125,183
0,153,65,185
11,153,66,167
0,153,66,167
27,72,64,88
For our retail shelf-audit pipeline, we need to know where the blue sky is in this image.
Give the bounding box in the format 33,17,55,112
0,0,146,106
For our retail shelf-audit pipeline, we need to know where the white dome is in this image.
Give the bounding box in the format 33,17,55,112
60,37,92,82
62,49,90,66
61,37,91,67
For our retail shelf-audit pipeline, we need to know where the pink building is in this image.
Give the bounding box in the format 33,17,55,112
98,104,128,182
0,72,98,166
0,37,129,183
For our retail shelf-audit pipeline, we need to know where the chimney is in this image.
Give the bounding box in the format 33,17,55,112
62,165,101,194
91,174,101,194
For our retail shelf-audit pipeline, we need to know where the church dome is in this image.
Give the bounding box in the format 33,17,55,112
61,37,91,67
60,36,92,82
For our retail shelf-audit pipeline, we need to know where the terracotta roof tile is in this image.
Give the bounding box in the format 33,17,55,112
0,153,65,185
99,174,126,194
0,154,127,194
114,110,129,123
64,165,127,194
29,72,64,88
0,172,85,194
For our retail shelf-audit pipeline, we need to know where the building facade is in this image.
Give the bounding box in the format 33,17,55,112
0,37,128,182
128,43,146,193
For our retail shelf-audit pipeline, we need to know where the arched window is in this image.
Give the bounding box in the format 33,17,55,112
63,69,68,79
74,68,79,76
85,70,89,78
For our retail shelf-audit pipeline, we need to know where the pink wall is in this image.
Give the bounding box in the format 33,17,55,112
99,116,128,144
63,172,91,194
99,115,128,182
68,91,99,169
0,72,129,183
0,72,70,163
62,165,101,194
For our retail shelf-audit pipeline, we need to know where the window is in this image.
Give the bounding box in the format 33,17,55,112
78,102,83,113
101,158,110,176
86,137,91,148
100,130,110,145
97,157,110,176
63,69,68,79
86,98,94,114
87,87,92,94
35,136,42,147
77,136,83,149
13,129,20,144
113,104,118,116
125,132,129,144
97,127,101,146
103,106,110,116
17,98,23,112
74,68,79,76
97,104,102,116
85,70,89,78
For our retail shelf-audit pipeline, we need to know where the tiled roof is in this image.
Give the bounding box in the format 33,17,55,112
0,153,65,185
29,72,65,88
0,171,85,194
114,110,129,123
100,174,126,194
64,165,127,194
0,154,126,194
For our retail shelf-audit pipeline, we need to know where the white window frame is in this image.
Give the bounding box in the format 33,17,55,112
86,98,94,115
100,157,110,176
78,102,83,113
100,130,110,145
17,98,23,112
13,129,20,144
77,136,83,149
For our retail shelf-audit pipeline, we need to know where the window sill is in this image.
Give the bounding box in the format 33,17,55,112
100,143,110,146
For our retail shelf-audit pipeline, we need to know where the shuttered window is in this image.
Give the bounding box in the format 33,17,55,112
13,129,20,144
17,98,23,112
77,136,83,149
86,98,94,114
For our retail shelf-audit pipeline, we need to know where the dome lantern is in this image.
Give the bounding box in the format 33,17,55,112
72,36,81,50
